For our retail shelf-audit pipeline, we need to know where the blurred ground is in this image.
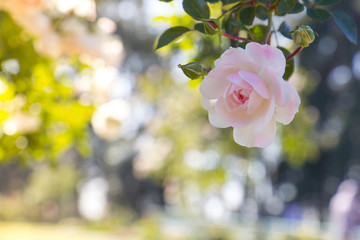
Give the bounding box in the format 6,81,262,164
0,222,128,240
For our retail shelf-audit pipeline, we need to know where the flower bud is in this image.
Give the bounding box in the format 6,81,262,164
178,62,205,80
203,19,221,35
293,25,316,47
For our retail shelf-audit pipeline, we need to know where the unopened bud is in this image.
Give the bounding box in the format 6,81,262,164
203,19,221,35
178,62,205,80
293,25,316,47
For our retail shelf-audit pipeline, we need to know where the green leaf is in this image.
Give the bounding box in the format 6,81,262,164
183,0,210,19
155,26,190,50
222,2,242,11
221,0,240,5
194,23,206,34
332,11,358,44
230,21,246,29
277,0,296,14
279,21,293,39
222,14,235,34
249,25,267,41
306,8,330,22
240,7,255,25
206,0,220,2
159,0,173,2
278,47,294,80
290,2,304,14
256,5,268,20
231,22,258,39
303,0,311,6
315,0,339,5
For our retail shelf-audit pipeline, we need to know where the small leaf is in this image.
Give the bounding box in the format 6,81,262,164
315,0,339,5
332,11,358,44
307,8,330,22
155,26,190,50
230,21,246,29
303,0,311,6
206,0,220,3
279,21,293,39
249,25,267,41
277,0,296,14
256,5,268,20
221,0,240,5
278,47,294,80
231,22,257,39
290,2,304,14
222,14,235,34
159,0,173,2
183,0,210,19
240,7,255,25
222,2,242,11
194,23,206,34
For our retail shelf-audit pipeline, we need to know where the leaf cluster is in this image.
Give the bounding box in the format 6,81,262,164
155,0,357,81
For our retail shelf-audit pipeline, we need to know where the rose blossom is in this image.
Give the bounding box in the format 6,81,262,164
200,42,300,148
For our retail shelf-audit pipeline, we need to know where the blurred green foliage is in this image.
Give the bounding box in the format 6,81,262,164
0,12,93,163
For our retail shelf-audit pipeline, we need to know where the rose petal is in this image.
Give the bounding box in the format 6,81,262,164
215,47,258,71
260,67,289,107
201,96,230,128
215,97,252,128
226,73,253,90
239,70,270,99
233,117,276,148
200,66,241,99
245,42,286,76
200,47,259,99
233,126,255,147
252,95,275,132
253,117,277,147
200,96,215,110
276,82,301,125
247,91,263,115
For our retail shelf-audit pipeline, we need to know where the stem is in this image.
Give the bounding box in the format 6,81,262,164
286,46,303,61
266,32,272,45
221,32,257,43
264,12,273,44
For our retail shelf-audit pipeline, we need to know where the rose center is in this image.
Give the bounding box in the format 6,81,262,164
233,89,250,104
224,83,252,110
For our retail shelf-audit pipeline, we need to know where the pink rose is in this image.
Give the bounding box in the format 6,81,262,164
200,42,300,148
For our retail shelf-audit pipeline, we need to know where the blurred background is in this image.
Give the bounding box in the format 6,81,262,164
0,0,359,239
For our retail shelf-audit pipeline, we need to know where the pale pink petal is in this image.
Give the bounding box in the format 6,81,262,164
253,117,277,147
233,126,256,147
239,70,270,99
208,109,231,128
200,66,241,99
233,117,276,148
200,47,259,99
215,47,259,72
215,97,252,128
276,83,301,125
247,91,263,115
200,96,215,111
226,73,253,90
245,42,286,76
252,96,275,132
260,67,289,107
201,96,230,128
